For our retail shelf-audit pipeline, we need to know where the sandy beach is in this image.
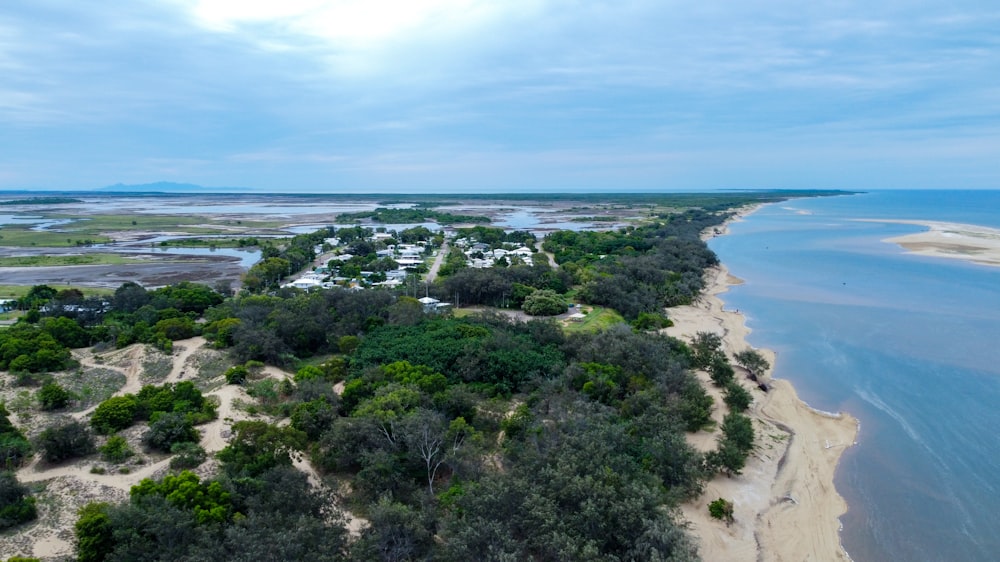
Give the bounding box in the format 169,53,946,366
667,208,859,561
859,219,1000,268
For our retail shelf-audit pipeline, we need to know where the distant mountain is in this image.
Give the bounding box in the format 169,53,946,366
97,182,250,193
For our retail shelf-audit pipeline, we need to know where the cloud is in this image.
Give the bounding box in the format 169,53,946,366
1,0,999,190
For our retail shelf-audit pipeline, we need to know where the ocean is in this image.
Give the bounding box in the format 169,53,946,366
710,190,1000,562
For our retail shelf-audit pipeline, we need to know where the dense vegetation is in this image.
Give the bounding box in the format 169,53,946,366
543,208,723,319
0,193,817,560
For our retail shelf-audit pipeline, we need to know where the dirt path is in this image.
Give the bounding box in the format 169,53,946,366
163,337,206,383
199,384,247,454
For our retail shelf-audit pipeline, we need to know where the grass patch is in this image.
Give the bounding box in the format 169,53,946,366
0,225,111,247
0,253,139,267
561,306,626,334
0,285,115,299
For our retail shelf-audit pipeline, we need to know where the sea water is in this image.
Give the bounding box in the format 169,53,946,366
710,190,1000,562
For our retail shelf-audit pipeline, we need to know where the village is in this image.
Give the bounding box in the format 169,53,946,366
280,226,537,299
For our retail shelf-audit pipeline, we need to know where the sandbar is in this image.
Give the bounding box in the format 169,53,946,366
859,219,1000,268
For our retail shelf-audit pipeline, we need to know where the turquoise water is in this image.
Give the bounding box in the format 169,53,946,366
710,191,1000,561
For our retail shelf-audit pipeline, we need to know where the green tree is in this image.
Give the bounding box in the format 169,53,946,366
130,471,231,525
75,502,114,562
734,348,770,380
350,497,433,562
690,331,724,369
217,421,306,477
521,289,566,316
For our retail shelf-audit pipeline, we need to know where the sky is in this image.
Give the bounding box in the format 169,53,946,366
2,0,998,192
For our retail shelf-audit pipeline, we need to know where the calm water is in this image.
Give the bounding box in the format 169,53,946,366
710,190,1000,562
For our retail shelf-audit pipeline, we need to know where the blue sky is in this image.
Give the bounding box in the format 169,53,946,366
2,0,998,192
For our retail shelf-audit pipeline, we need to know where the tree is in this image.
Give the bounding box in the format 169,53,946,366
75,502,114,562
521,289,566,316
37,382,71,410
350,498,433,562
131,471,231,525
690,331,724,369
217,421,306,477
35,420,95,463
0,471,37,529
734,348,770,380
399,409,448,494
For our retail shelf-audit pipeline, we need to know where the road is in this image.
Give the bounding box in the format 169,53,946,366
425,239,450,283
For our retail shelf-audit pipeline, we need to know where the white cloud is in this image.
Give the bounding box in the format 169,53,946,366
177,0,539,46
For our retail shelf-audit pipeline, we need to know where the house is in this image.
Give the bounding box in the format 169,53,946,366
418,296,451,313
284,278,322,290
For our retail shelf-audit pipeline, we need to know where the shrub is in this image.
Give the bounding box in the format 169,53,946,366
98,435,133,463
723,381,752,412
0,471,37,529
630,312,673,330
37,382,72,410
143,412,198,452
91,395,138,434
169,442,207,470
224,365,248,385
708,498,734,525
35,420,95,463
0,405,32,470
709,356,735,387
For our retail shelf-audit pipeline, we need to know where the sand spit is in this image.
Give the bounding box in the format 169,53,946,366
859,218,1000,268
668,208,859,561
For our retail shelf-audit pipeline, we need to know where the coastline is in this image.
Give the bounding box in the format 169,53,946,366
668,206,859,561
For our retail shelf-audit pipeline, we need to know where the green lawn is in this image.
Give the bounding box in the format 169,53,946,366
561,306,626,334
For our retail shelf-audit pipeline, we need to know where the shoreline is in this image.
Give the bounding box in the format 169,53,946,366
668,206,859,561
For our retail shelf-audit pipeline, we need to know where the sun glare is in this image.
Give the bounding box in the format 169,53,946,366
186,0,492,43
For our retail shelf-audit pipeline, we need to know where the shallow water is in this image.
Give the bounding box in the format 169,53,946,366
710,191,1000,562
